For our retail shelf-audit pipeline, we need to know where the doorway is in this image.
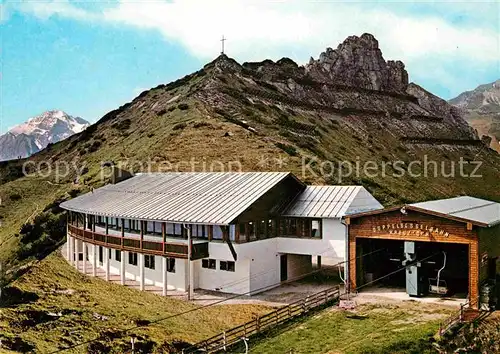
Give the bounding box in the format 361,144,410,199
280,254,288,282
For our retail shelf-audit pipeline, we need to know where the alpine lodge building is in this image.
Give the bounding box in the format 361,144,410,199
60,172,382,297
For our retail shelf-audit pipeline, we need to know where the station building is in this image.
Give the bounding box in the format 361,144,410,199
60,172,382,296
346,197,500,308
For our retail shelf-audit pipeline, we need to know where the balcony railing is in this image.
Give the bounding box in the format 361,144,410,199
68,224,209,260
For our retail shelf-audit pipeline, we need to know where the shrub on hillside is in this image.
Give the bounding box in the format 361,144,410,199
112,119,131,131
78,123,97,142
88,140,102,153
17,209,67,261
173,123,187,131
156,108,167,116
9,194,22,202
68,189,80,198
178,103,189,110
193,121,212,129
275,142,298,157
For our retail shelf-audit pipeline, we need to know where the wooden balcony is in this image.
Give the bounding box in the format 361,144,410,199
68,224,209,260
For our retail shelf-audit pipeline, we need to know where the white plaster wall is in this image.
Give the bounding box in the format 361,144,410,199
244,239,281,295
195,239,281,295
196,242,250,294
195,258,250,294
174,258,188,291
276,218,346,264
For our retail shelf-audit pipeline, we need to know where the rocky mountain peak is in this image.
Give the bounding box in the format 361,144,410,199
449,79,500,153
449,79,500,113
204,54,242,74
0,110,90,161
306,33,408,92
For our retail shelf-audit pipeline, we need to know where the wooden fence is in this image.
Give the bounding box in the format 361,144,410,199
438,297,481,337
183,286,341,353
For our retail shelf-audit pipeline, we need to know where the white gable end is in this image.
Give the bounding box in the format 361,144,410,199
345,187,384,216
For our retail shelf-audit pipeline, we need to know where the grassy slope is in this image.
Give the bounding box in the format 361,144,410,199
0,175,72,265
0,252,271,352
246,303,453,354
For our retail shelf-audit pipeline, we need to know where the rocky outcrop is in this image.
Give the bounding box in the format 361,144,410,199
198,33,478,144
242,58,305,82
481,134,493,147
306,33,408,92
407,83,478,140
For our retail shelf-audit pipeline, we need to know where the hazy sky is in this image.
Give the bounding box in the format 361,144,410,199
1,0,499,133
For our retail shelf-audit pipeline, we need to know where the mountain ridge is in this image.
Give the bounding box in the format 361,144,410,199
7,33,495,205
448,79,500,153
0,110,90,161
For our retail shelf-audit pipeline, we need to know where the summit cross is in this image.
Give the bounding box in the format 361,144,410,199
220,35,226,55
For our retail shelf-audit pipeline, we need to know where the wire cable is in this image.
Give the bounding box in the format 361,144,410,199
50,247,387,353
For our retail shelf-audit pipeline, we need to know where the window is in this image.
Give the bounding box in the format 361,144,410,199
202,259,216,269
239,223,246,238
128,252,138,266
115,250,121,262
109,248,112,259
267,220,274,238
87,215,92,230
167,223,183,237
193,224,206,238
145,221,161,235
166,258,176,273
129,220,140,233
289,219,297,235
312,220,321,238
229,225,235,241
220,260,235,272
98,246,103,264
213,226,223,240
145,255,155,270
175,224,183,237
255,220,266,239
146,221,154,234
108,217,118,230
281,219,299,236
248,222,255,237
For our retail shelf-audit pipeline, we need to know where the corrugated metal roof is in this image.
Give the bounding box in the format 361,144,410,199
411,196,500,227
282,186,365,218
60,172,292,225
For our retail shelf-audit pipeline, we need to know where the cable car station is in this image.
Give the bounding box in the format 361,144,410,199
345,197,500,309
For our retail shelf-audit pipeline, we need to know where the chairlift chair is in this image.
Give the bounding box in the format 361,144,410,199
429,251,448,295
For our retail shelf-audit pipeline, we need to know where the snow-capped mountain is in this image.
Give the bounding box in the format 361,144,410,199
0,110,90,161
